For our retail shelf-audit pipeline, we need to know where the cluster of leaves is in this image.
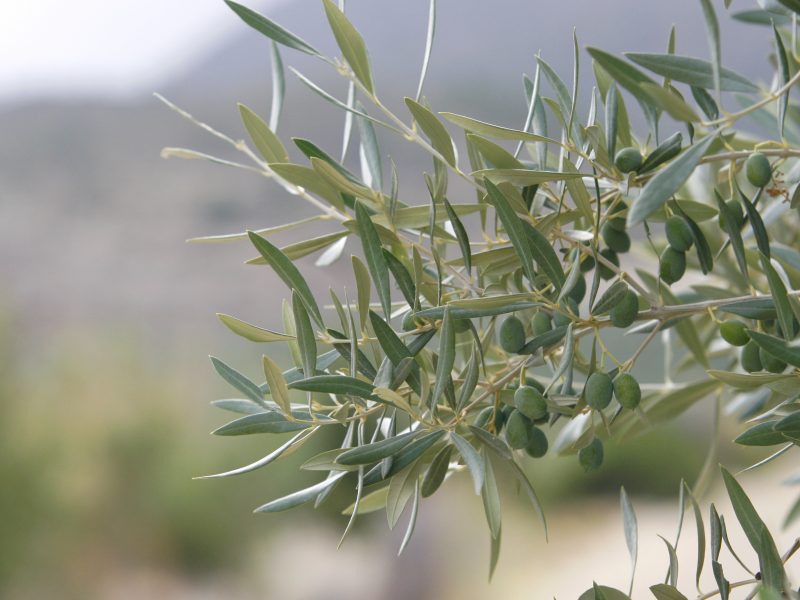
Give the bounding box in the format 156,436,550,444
162,0,800,595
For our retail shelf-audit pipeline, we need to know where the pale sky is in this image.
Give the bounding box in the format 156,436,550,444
0,0,284,102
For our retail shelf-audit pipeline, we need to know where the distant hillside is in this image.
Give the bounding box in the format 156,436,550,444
0,0,771,349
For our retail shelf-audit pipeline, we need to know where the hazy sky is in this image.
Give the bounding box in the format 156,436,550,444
0,0,285,102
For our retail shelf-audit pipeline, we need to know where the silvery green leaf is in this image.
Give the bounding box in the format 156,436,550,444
254,471,347,513
451,432,484,495
210,356,265,408
627,132,717,226
625,53,757,92
322,0,374,93
620,487,638,595
224,1,320,55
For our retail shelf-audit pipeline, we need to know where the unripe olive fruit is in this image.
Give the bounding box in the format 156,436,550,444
474,406,494,429
402,312,418,331
659,247,686,285
505,409,531,449
745,152,771,188
499,316,526,353
613,373,641,409
760,348,787,374
553,297,579,328
514,385,548,420
719,199,744,231
719,319,749,346
598,249,619,280
568,274,587,304
531,311,552,336
614,147,643,173
585,372,613,410
741,341,763,373
602,223,632,254
579,438,604,472
453,318,471,334
525,425,549,458
607,202,628,231
610,290,639,328
665,216,693,252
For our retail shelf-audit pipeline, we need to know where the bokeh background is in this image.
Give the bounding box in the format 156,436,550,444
2,1,799,598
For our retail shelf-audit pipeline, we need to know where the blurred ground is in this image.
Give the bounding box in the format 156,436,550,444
1,1,798,599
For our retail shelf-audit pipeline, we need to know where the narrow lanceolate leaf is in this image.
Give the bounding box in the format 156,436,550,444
773,24,789,138
746,330,800,367
474,168,583,187
523,221,566,291
356,102,383,190
672,204,713,274
213,411,310,435
354,201,391,316
735,422,785,446
262,355,292,414
452,432,484,495
649,585,688,600
738,189,770,258
247,231,323,327
269,41,285,131
415,0,437,101
683,483,705,590
620,487,638,595
625,53,757,92
443,198,472,273
217,314,295,343
405,98,456,166
322,0,374,93
483,178,536,283
224,1,319,55
760,253,795,340
431,307,455,408
605,82,619,159
289,375,376,399
627,132,717,227
714,192,747,277
481,450,501,539
254,471,347,513
720,467,786,590
292,291,317,379
238,104,288,163
198,429,309,479
421,445,451,497
592,281,629,315
699,0,721,101
440,112,557,144
587,46,659,105
336,431,419,465
210,356,265,407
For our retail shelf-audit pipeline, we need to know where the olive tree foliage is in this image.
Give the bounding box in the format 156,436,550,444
161,0,800,596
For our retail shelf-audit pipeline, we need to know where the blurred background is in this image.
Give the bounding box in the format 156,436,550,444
2,1,799,598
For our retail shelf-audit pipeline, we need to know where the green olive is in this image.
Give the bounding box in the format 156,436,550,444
614,147,643,173
505,410,531,449
606,202,628,231
613,373,641,409
579,438,604,472
602,223,631,254
665,216,693,252
610,290,639,329
659,247,686,285
741,341,763,373
525,425,549,458
498,316,526,354
760,348,787,374
531,311,552,336
514,385,548,420
719,319,749,347
745,152,771,188
585,372,613,410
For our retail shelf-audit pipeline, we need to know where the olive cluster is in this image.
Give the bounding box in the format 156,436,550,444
474,378,549,459
719,318,789,374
